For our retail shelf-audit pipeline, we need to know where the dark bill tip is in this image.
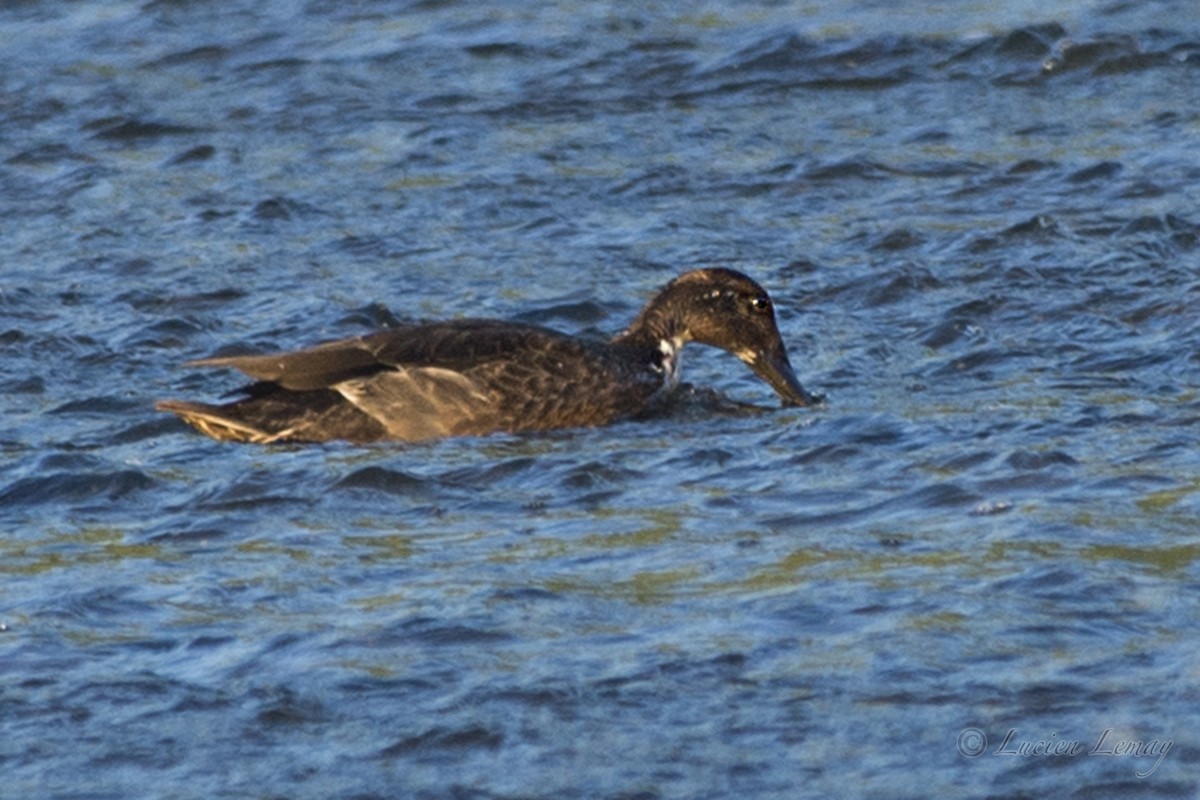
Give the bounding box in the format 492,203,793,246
754,349,820,408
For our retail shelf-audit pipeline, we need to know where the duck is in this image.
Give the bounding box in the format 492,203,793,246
156,267,818,444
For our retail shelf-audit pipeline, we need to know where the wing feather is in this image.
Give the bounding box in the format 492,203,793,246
336,366,497,440
176,320,665,441
189,336,383,390
188,321,568,390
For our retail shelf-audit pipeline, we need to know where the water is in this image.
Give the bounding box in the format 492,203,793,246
2,1,1199,797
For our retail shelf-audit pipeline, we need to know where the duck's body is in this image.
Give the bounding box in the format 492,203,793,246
157,268,816,444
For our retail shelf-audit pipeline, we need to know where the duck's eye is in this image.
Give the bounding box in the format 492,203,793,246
749,295,771,313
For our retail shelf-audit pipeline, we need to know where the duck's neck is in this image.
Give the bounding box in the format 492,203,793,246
612,293,690,351
609,294,690,389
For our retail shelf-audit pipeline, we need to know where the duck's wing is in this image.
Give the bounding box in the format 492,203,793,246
162,350,502,443
188,320,563,391
178,321,616,441
333,366,496,440
340,322,632,438
367,320,577,371
188,333,394,391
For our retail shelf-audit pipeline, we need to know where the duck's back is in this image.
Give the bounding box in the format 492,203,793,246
158,320,668,443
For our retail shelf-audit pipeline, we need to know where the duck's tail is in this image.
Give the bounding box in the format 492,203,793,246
155,399,284,444
155,387,393,444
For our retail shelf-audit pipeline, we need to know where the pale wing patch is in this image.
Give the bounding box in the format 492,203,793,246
336,366,494,441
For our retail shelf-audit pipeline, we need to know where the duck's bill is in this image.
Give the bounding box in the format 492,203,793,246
752,349,819,408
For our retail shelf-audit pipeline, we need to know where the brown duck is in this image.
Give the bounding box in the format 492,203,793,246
156,268,817,443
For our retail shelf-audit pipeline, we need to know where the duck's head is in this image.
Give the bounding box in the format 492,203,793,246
628,268,818,407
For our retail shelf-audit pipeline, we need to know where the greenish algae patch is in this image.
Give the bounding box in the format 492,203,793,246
621,566,703,605
96,542,167,561
234,539,313,561
906,611,971,632
544,565,702,605
579,509,682,550
763,546,979,586
0,549,69,576
735,547,844,593
343,533,415,560
677,11,729,30
384,174,459,191
0,526,182,575
488,536,570,564
1136,479,1200,513
1080,543,1200,575
488,508,683,564
705,539,1029,598
1062,478,1200,535
351,592,410,612
335,659,399,679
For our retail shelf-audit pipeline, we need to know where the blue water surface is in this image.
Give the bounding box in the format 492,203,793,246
2,1,1200,798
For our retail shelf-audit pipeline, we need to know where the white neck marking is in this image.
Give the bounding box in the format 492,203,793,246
658,336,684,390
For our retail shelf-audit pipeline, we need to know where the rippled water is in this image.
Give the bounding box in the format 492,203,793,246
3,1,1200,797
